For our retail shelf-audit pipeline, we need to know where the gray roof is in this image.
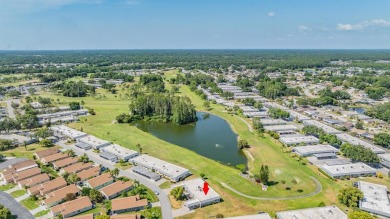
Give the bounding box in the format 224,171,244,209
99,152,118,160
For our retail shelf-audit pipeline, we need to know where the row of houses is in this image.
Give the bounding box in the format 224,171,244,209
52,125,192,182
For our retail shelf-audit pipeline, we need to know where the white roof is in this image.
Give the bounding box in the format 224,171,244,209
224,214,271,219
100,144,138,158
280,136,319,145
240,106,259,112
379,153,390,162
276,206,347,219
293,144,339,156
260,119,286,126
78,135,110,148
264,125,298,132
130,154,189,180
358,181,390,218
303,120,341,134
51,125,87,139
287,110,311,121
321,162,376,177
183,178,220,202
335,133,385,154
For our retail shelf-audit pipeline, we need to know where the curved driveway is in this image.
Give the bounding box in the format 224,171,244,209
221,176,322,200
0,191,35,219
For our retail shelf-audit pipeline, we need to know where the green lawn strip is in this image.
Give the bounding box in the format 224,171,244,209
0,184,15,191
141,185,159,202
80,203,103,215
10,190,26,198
34,210,50,217
159,181,172,189
20,198,39,210
40,165,59,178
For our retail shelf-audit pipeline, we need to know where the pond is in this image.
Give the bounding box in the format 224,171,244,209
349,107,365,114
133,112,247,166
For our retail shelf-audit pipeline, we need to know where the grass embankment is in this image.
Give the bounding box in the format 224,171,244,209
10,190,26,198
37,71,390,217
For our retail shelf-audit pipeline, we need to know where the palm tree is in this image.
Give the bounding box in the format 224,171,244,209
136,144,142,154
66,149,75,157
111,168,120,178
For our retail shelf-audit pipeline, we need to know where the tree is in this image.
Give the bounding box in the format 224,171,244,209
89,189,104,203
340,143,380,164
68,102,81,110
39,139,54,147
238,140,249,150
355,120,364,130
259,165,269,185
111,168,120,178
66,149,76,157
136,144,143,154
0,140,14,151
34,127,54,139
79,153,90,163
338,187,364,207
348,211,376,219
373,133,390,148
64,193,77,202
81,187,92,196
66,173,80,184
170,186,184,200
0,204,12,219
268,108,290,119
203,100,210,110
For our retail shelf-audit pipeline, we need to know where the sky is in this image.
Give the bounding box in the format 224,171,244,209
1,0,390,50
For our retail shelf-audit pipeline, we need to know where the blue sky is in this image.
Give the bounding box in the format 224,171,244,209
1,0,390,50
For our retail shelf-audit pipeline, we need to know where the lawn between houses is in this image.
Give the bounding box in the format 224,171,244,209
36,71,390,218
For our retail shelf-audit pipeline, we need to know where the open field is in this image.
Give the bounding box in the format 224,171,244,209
1,144,48,160
35,70,390,217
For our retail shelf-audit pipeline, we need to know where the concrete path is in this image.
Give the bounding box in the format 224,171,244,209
237,116,253,133
29,205,46,215
4,187,19,194
15,193,30,202
151,202,161,207
58,141,174,219
5,99,20,119
220,176,322,200
172,207,194,218
0,191,34,219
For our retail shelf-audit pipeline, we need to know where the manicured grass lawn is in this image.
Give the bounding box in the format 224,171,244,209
20,198,39,210
38,71,390,218
80,203,104,215
1,144,48,159
34,210,50,217
10,190,26,198
40,164,59,178
159,181,172,189
141,185,159,203
114,162,132,170
0,183,15,191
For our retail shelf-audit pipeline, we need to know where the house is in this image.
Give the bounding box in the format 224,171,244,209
320,163,376,179
60,162,94,174
50,196,93,218
8,167,41,183
0,134,37,146
76,166,100,182
132,166,161,181
100,181,133,199
77,135,110,150
129,154,191,182
53,157,79,170
100,144,139,161
41,153,69,165
34,148,60,160
43,184,80,208
111,195,148,214
224,213,272,219
357,181,390,218
110,214,141,219
1,160,38,178
276,206,347,219
18,173,50,188
84,173,114,190
28,177,67,196
182,178,221,209
51,125,87,140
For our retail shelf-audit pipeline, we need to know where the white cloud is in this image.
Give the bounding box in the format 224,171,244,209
297,25,310,32
268,12,275,17
337,19,390,31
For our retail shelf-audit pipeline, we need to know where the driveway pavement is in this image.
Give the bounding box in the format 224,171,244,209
58,141,174,219
29,205,46,215
15,193,30,202
0,191,34,219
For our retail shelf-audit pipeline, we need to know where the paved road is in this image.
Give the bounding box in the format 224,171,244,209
5,99,20,119
58,141,174,219
0,191,35,219
221,176,322,200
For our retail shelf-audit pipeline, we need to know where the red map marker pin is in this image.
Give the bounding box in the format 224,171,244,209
203,181,209,195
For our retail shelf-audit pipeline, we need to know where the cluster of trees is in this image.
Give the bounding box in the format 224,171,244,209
302,125,342,146
0,139,14,151
254,164,270,185
340,143,380,164
81,187,104,203
296,96,338,107
373,133,390,148
268,108,290,119
52,81,95,97
365,102,390,123
256,76,299,99
237,139,249,150
139,74,165,93
318,87,351,100
124,94,197,125
68,102,81,110
338,187,363,207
